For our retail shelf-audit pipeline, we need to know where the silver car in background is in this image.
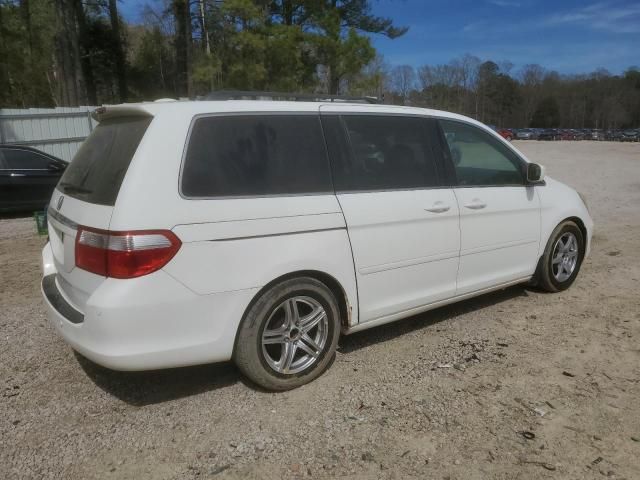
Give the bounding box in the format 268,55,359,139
515,129,537,140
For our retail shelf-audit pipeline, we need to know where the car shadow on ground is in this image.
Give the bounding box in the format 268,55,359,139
76,285,532,406
75,354,241,406
338,285,531,354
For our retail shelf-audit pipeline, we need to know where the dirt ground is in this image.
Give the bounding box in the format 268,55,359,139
1,141,639,480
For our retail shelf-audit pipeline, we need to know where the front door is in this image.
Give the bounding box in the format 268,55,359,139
3,148,61,209
321,112,460,323
438,119,541,295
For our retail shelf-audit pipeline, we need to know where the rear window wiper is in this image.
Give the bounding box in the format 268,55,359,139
59,182,93,194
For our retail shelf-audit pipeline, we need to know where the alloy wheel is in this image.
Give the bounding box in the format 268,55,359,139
551,232,579,282
261,296,329,374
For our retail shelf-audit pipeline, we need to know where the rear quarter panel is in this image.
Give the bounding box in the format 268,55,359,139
108,108,359,327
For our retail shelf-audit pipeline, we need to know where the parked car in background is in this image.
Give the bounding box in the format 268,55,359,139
571,129,586,141
515,128,536,140
538,129,560,141
559,130,575,141
580,129,593,139
40,98,592,391
605,130,623,141
0,145,67,212
497,128,514,141
591,129,605,141
620,129,640,142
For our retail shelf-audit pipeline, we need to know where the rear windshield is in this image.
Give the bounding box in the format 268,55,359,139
58,116,152,206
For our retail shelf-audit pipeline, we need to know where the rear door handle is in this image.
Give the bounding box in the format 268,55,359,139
10,173,26,177
425,202,451,213
464,199,487,210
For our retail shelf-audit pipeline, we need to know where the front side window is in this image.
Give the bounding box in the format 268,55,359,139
3,149,51,169
440,120,524,187
331,115,439,191
182,115,332,197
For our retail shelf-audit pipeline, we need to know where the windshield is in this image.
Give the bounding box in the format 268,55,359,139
58,116,152,206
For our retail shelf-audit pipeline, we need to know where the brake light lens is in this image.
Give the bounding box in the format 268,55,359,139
75,227,181,279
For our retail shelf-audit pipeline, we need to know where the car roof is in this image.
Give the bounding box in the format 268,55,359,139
94,100,476,124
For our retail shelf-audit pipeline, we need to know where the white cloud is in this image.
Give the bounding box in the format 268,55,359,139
544,2,640,33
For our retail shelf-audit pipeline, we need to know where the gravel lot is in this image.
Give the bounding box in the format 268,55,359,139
2,141,639,480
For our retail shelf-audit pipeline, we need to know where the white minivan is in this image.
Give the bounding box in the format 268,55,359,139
41,97,593,390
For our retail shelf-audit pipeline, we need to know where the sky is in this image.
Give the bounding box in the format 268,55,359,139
120,0,640,75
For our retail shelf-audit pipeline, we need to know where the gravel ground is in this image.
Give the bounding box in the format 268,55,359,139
1,141,639,480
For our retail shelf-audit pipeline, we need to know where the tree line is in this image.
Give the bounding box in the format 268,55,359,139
0,0,405,107
1,0,638,129
386,58,640,129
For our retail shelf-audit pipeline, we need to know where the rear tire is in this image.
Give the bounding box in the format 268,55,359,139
537,221,585,292
234,277,341,391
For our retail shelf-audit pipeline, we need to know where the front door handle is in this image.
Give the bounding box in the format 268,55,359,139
425,202,451,213
464,199,487,210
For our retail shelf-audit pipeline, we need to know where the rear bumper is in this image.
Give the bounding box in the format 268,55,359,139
41,243,258,371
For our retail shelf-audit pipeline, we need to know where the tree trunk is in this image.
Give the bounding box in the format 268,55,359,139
20,0,33,55
283,0,293,26
73,0,96,105
173,0,190,98
328,66,340,95
53,0,86,106
198,0,210,54
108,0,128,102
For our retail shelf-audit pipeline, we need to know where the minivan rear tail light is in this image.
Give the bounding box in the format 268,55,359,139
75,228,181,279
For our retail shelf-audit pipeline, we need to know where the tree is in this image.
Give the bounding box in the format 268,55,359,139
108,0,127,102
531,96,560,128
307,0,407,94
74,0,97,105
345,54,389,98
2,0,640,127
53,0,86,106
519,64,545,126
390,64,415,104
172,0,190,97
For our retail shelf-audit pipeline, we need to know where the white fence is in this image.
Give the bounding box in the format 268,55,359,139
0,106,97,162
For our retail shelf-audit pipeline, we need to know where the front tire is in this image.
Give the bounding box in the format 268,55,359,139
234,277,341,391
537,221,585,292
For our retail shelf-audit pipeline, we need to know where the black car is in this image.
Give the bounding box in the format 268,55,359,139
620,129,639,142
538,128,560,140
605,130,623,141
0,145,67,212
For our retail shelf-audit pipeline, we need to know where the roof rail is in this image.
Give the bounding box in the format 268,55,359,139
203,90,381,104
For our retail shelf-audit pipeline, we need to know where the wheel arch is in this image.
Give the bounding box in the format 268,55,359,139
232,270,353,358
565,216,588,256
533,215,589,285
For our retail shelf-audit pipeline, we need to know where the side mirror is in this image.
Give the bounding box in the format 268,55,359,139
526,162,545,184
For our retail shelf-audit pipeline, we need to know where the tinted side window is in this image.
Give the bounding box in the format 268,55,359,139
333,115,439,191
182,115,332,197
3,149,51,169
439,120,524,186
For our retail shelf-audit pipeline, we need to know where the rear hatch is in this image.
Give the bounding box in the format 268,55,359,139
47,114,153,312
